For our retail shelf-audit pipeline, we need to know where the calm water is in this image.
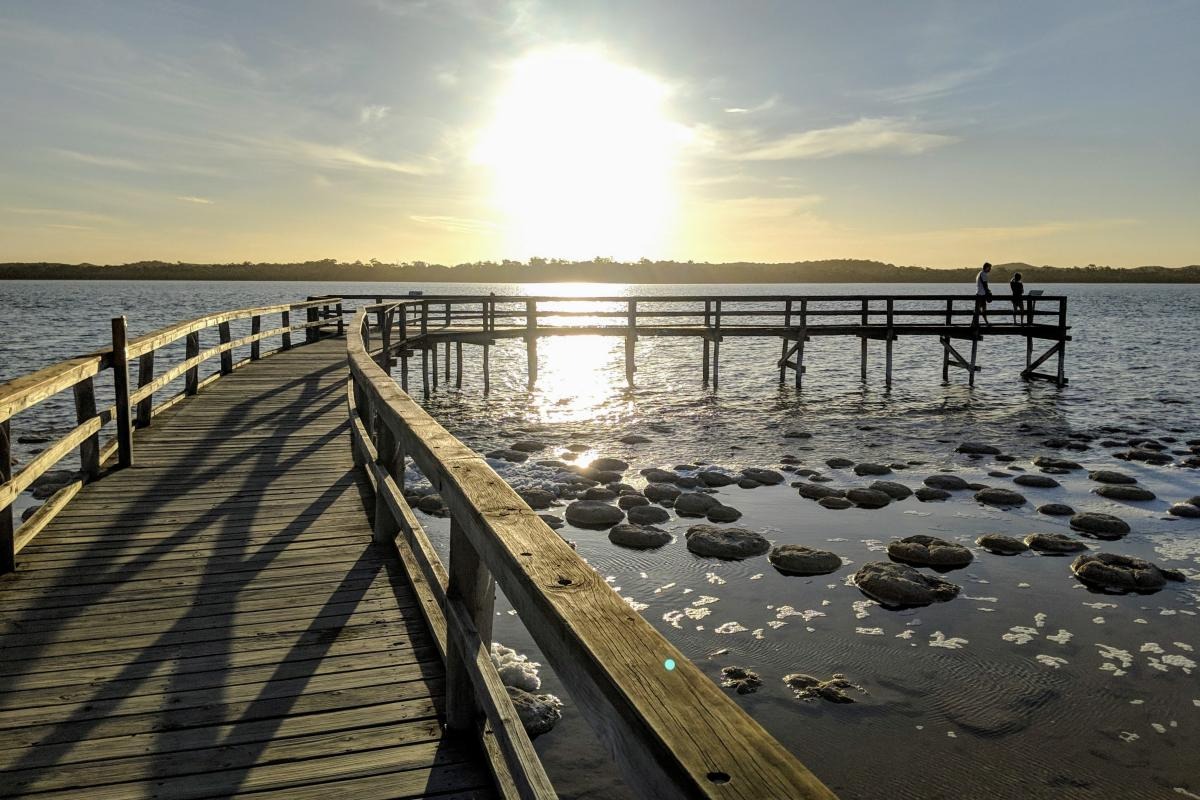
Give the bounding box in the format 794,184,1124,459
2,280,1198,798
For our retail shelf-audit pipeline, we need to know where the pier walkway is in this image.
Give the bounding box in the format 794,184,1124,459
0,297,833,799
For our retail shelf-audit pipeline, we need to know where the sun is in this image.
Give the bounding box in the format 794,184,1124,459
474,46,689,261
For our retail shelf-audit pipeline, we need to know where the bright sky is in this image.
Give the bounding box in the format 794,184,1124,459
1,0,1197,267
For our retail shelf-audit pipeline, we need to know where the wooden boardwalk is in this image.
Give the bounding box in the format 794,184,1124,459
0,338,493,799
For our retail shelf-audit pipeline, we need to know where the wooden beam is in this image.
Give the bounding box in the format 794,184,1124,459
0,419,12,573
73,377,101,479
111,316,134,468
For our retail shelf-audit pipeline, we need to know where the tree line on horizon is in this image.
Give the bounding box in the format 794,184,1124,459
1,258,1198,283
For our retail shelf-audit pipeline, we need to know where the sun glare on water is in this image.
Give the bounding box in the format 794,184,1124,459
475,47,689,260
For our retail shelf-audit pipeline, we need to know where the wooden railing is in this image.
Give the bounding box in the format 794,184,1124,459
347,301,836,800
0,298,345,571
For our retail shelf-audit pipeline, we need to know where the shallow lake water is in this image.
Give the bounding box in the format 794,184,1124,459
2,279,1198,798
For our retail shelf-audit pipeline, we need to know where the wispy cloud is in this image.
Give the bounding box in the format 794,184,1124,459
410,214,498,234
359,104,390,123
734,118,957,160
724,95,778,115
52,148,146,171
176,195,214,205
4,206,120,225
260,138,436,176
876,62,998,104
887,218,1139,243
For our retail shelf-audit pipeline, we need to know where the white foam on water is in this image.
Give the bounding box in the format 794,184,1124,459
692,595,720,607
1175,642,1194,652
1134,618,1149,624
856,627,884,636
1119,731,1139,742
852,599,878,619
1093,616,1106,624
624,597,649,612
752,628,765,639
929,631,968,649
1046,629,1074,645
1084,601,1118,609
1162,654,1196,674
1141,642,1165,654
1152,723,1167,734
896,629,914,639
749,573,763,580
1036,655,1068,668
705,572,727,585
491,643,543,692
1034,612,1048,628
1003,626,1038,645
767,620,787,629
715,621,749,634
1017,582,1031,588
1130,699,1145,705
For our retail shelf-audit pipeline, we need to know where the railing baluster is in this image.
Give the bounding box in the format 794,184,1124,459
73,377,100,478
111,316,134,468
1,419,13,573
251,315,262,361
185,331,201,394
135,350,155,428
445,517,496,732
218,321,233,374
281,309,292,350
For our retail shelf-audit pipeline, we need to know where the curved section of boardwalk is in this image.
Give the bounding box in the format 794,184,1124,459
0,339,491,799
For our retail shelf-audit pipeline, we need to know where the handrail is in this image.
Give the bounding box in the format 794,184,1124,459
0,297,346,568
347,301,836,800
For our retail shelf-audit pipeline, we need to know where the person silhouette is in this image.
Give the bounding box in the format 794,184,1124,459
974,262,992,326
1009,271,1025,324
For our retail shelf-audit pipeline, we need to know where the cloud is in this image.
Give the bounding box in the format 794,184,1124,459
410,214,498,234
735,117,958,160
876,63,998,104
4,206,120,225
176,195,214,204
360,104,390,123
249,137,436,176
724,96,778,115
886,218,1139,244
52,148,146,171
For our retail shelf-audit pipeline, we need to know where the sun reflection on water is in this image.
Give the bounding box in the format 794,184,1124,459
527,334,630,425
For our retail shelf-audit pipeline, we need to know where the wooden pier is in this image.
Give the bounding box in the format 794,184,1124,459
339,293,1071,395
0,297,835,799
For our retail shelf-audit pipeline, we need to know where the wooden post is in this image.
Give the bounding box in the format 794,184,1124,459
444,341,451,383
1,420,14,573
251,315,262,360
702,300,711,386
379,308,392,371
111,316,134,468
135,350,155,428
1056,297,1067,387
373,420,400,544
885,298,894,391
218,321,233,374
968,336,979,387
431,337,439,390
336,302,345,335
444,517,496,732
306,305,318,344
712,300,722,389
399,309,409,392
375,297,385,336
625,299,636,385
483,299,492,396
526,299,538,386
796,299,807,390
780,299,792,383
73,377,101,478
421,302,430,399
455,341,463,389
185,331,200,394
943,299,952,382
860,299,868,382
281,309,292,350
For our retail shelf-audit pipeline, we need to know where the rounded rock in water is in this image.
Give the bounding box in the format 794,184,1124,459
590,457,628,472
617,494,650,510
1014,474,1060,488
819,496,854,510
741,467,785,485
1024,532,1088,553
698,470,736,487
643,482,681,503
915,487,951,502
870,480,913,500
798,483,845,501
674,492,721,517
784,673,864,703
608,522,671,549
975,533,1029,555
1069,512,1131,539
685,524,770,559
852,561,960,607
1167,502,1200,518
706,504,743,523
974,487,1027,508
627,504,670,525
564,500,624,529
847,488,891,509
720,666,763,694
887,535,974,568
1089,469,1137,485
506,686,563,736
1037,502,1075,516
854,462,892,477
1070,552,1186,594
769,544,842,575
1093,484,1156,502
923,474,970,491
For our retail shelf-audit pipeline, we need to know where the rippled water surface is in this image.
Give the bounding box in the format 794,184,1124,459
2,280,1198,799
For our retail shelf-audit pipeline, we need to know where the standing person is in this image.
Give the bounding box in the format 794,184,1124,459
974,262,993,326
1009,271,1025,324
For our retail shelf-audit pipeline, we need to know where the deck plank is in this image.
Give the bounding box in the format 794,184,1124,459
0,337,486,799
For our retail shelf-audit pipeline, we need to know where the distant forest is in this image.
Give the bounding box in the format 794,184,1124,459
2,258,1198,283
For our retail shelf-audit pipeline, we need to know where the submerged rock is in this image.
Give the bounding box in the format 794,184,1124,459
486,448,529,463
685,524,770,559
818,496,854,510
518,488,557,510
720,666,763,694
643,483,682,504
1115,449,1173,465
923,474,970,491
674,492,722,517
854,462,892,476
870,480,913,500
1037,502,1075,516
506,686,563,736
887,535,974,568
1024,532,1088,554
1070,512,1131,539
976,533,1029,555
741,467,785,485
1032,455,1082,471
1094,484,1156,502
619,434,651,444
590,457,629,473
1089,469,1137,485
1014,474,1060,488
797,483,845,501
852,561,960,607
641,468,679,484
564,500,624,529
584,487,617,502
769,544,842,575
617,494,650,510
783,673,864,703
698,470,737,487
608,523,671,549
706,504,743,523
1071,553,1186,593
1168,502,1200,518
627,504,671,525
915,487,951,502
847,488,891,509
538,514,564,530
956,442,1002,455
826,457,855,469
511,440,547,453
974,487,1027,507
